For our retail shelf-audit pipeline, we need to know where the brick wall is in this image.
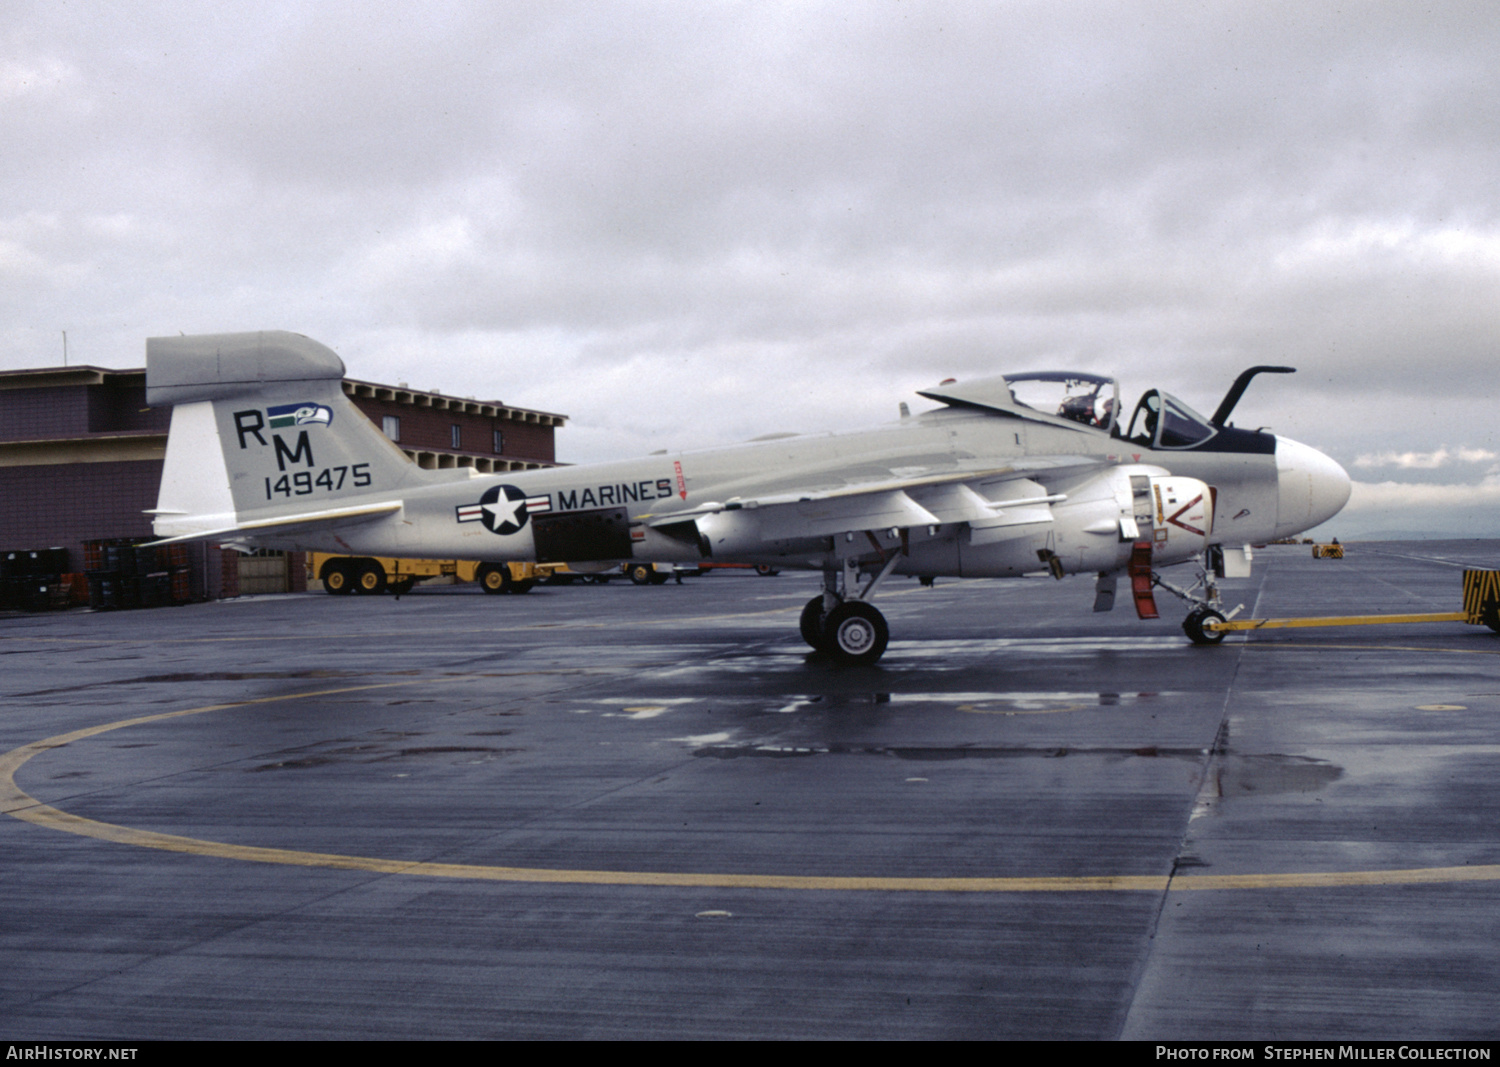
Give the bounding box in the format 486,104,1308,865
0,386,92,441
88,381,170,434
0,461,162,568
349,397,556,463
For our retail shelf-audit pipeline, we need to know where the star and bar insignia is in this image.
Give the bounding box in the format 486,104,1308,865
456,485,551,535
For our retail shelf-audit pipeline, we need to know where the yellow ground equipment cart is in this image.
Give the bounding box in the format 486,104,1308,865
309,553,557,596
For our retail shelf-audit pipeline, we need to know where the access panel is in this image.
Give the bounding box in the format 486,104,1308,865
531,507,634,563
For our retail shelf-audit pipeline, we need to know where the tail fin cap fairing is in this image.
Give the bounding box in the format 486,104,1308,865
146,331,345,407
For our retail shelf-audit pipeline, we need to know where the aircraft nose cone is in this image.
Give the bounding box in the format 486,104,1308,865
1274,436,1351,538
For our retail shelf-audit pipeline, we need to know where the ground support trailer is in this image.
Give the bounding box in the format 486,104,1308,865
310,553,558,596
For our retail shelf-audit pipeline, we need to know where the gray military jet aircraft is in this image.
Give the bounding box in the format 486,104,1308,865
145,331,1350,664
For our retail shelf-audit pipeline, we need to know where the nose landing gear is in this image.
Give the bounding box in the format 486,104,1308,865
1151,555,1243,645
1182,606,1228,645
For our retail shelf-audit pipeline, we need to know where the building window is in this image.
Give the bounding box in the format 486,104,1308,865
382,415,400,442
451,424,462,449
492,429,504,454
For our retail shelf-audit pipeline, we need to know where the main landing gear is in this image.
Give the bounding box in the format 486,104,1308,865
799,554,903,666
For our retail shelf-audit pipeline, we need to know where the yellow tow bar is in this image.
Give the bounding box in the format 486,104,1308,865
1205,569,1500,635
1209,611,1467,634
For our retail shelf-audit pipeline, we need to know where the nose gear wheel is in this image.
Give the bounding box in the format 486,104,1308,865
1182,607,1227,645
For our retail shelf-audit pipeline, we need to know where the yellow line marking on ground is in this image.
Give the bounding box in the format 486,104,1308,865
8,684,1500,893
1169,867,1500,890
1237,642,1500,655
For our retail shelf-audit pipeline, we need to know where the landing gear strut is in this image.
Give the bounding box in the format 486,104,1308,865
800,553,901,665
1151,554,1241,646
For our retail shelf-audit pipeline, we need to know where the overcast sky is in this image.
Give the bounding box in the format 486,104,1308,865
5,1,1498,537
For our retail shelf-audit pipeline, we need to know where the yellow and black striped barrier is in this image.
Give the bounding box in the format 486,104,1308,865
1463,568,1500,629
1206,569,1500,635
1312,543,1344,558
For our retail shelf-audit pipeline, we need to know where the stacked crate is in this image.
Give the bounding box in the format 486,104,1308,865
83,539,192,610
0,548,71,611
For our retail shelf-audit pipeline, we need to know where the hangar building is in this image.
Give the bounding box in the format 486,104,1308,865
0,362,565,602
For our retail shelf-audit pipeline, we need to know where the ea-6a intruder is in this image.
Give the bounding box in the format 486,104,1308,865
145,331,1350,664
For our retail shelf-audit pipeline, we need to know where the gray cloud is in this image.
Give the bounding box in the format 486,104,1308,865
4,1,1499,533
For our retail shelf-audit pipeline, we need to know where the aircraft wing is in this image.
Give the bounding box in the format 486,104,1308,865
640,456,1102,539
147,500,404,546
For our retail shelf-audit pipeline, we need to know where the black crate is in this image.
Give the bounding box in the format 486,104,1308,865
12,577,60,612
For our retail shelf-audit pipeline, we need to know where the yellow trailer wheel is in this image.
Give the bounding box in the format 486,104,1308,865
321,561,355,596
477,563,508,594
354,562,386,595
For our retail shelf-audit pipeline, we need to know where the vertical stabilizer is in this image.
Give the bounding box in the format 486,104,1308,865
151,401,238,540
147,331,427,540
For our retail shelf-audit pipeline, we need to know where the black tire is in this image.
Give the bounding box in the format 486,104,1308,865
389,577,415,596
1482,602,1500,634
800,595,832,651
477,563,509,595
353,560,386,596
822,601,889,665
509,578,535,594
628,563,654,585
649,571,671,585
755,565,780,577
322,561,355,596
1183,607,1227,645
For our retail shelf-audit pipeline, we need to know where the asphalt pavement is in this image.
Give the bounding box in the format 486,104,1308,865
3,541,1498,1039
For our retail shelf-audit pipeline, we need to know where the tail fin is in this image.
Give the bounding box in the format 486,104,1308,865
147,331,429,542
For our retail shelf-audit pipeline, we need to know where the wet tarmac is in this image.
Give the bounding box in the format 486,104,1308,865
2,541,1499,1040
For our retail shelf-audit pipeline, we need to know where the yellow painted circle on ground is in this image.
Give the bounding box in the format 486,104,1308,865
6,681,1500,894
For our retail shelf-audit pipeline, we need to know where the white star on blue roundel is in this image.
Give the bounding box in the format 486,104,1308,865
477,484,530,535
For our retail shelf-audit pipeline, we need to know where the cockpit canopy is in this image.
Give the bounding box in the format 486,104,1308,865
1123,389,1217,450
1003,372,1120,434
917,368,1268,454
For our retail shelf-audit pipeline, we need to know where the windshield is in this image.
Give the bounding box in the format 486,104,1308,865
1003,372,1119,433
1125,390,1217,449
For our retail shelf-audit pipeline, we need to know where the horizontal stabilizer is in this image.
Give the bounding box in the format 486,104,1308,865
148,500,403,546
